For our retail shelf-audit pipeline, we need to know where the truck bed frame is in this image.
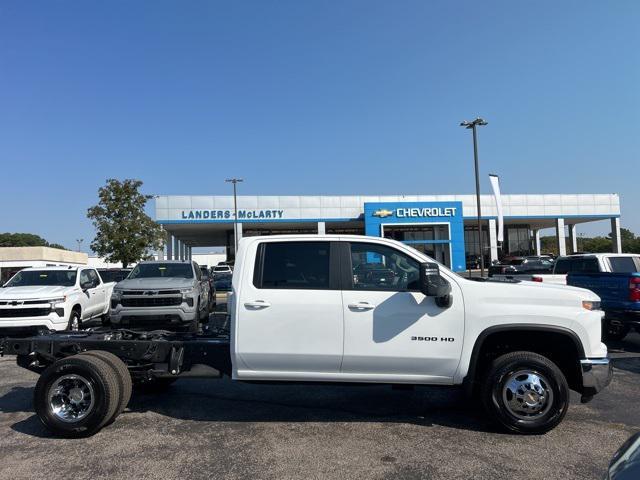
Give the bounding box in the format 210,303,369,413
1,326,232,381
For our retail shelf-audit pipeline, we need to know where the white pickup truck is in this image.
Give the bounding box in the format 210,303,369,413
0,235,612,437
0,266,115,333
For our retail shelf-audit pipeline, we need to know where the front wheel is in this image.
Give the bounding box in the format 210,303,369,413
481,351,569,434
67,310,82,331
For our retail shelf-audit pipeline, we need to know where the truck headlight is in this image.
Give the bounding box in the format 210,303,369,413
111,290,122,308
582,300,601,311
180,288,195,306
48,297,65,309
47,297,66,316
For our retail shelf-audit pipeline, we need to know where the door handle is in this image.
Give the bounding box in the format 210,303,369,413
348,302,376,310
244,300,271,309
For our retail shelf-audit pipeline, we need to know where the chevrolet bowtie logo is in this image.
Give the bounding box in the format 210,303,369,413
372,209,394,218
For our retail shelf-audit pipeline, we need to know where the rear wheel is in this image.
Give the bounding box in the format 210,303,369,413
34,355,120,437
78,351,132,419
481,351,569,434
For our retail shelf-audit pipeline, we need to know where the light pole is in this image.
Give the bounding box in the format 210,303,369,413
460,117,488,277
76,238,84,252
225,178,243,258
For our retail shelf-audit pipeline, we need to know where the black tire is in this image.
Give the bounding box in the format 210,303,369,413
34,355,121,437
481,351,569,434
67,309,82,331
78,351,132,418
602,321,630,342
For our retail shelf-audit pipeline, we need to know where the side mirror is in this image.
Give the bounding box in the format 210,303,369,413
419,262,452,307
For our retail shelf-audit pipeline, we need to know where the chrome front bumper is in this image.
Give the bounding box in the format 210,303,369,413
580,358,613,402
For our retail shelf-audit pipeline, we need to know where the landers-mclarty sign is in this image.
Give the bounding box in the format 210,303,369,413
181,209,285,220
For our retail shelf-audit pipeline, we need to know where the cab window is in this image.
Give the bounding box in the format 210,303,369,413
608,257,639,273
348,243,420,291
254,241,331,289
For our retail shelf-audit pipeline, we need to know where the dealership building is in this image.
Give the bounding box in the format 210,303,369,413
155,193,622,272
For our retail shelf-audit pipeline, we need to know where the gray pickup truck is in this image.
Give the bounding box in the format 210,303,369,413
109,260,210,331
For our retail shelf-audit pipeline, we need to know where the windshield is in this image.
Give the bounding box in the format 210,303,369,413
5,270,77,287
129,263,194,279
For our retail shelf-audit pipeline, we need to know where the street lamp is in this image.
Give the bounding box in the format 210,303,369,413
225,178,243,258
460,117,488,277
76,238,84,252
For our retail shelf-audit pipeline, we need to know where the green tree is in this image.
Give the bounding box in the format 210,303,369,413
0,232,67,250
87,179,165,268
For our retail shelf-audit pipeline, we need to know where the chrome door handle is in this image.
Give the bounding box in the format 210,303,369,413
244,300,271,309
348,302,376,310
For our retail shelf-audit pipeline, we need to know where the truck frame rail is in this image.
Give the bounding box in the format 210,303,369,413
0,328,232,381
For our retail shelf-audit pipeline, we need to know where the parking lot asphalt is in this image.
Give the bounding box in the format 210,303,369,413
0,329,638,480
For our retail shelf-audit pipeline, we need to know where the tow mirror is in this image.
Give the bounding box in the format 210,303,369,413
419,262,452,307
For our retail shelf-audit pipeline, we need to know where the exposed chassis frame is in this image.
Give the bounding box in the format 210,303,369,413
0,328,232,381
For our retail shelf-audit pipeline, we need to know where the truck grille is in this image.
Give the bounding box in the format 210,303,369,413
121,297,182,308
122,290,181,296
0,308,50,318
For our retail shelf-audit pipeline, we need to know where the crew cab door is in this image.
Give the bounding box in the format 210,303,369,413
340,241,464,382
79,269,102,318
235,240,343,377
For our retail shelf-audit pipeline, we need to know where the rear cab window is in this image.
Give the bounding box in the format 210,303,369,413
554,257,600,274
608,256,640,273
253,241,332,290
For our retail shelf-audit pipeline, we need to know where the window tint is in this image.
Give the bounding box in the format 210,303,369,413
5,270,77,287
257,242,330,289
80,270,91,286
553,259,570,274
608,257,639,273
350,243,420,291
129,263,194,279
571,257,600,273
87,269,100,287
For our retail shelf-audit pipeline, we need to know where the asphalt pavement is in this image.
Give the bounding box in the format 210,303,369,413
0,330,638,480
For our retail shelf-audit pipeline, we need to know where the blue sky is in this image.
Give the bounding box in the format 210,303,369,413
0,1,638,250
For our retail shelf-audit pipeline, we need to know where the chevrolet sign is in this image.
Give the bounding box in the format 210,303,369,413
372,209,394,218
372,207,457,218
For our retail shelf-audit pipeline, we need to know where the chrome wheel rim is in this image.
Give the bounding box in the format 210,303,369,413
48,374,95,423
502,370,554,420
70,315,79,331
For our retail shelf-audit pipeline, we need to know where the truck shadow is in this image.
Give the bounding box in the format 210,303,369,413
7,379,502,437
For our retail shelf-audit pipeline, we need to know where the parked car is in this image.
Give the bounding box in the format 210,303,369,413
213,272,232,292
567,271,640,341
0,234,611,437
0,266,115,333
110,260,211,331
211,264,232,276
97,268,131,284
488,256,555,279
606,432,640,480
200,266,217,311
532,253,640,285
